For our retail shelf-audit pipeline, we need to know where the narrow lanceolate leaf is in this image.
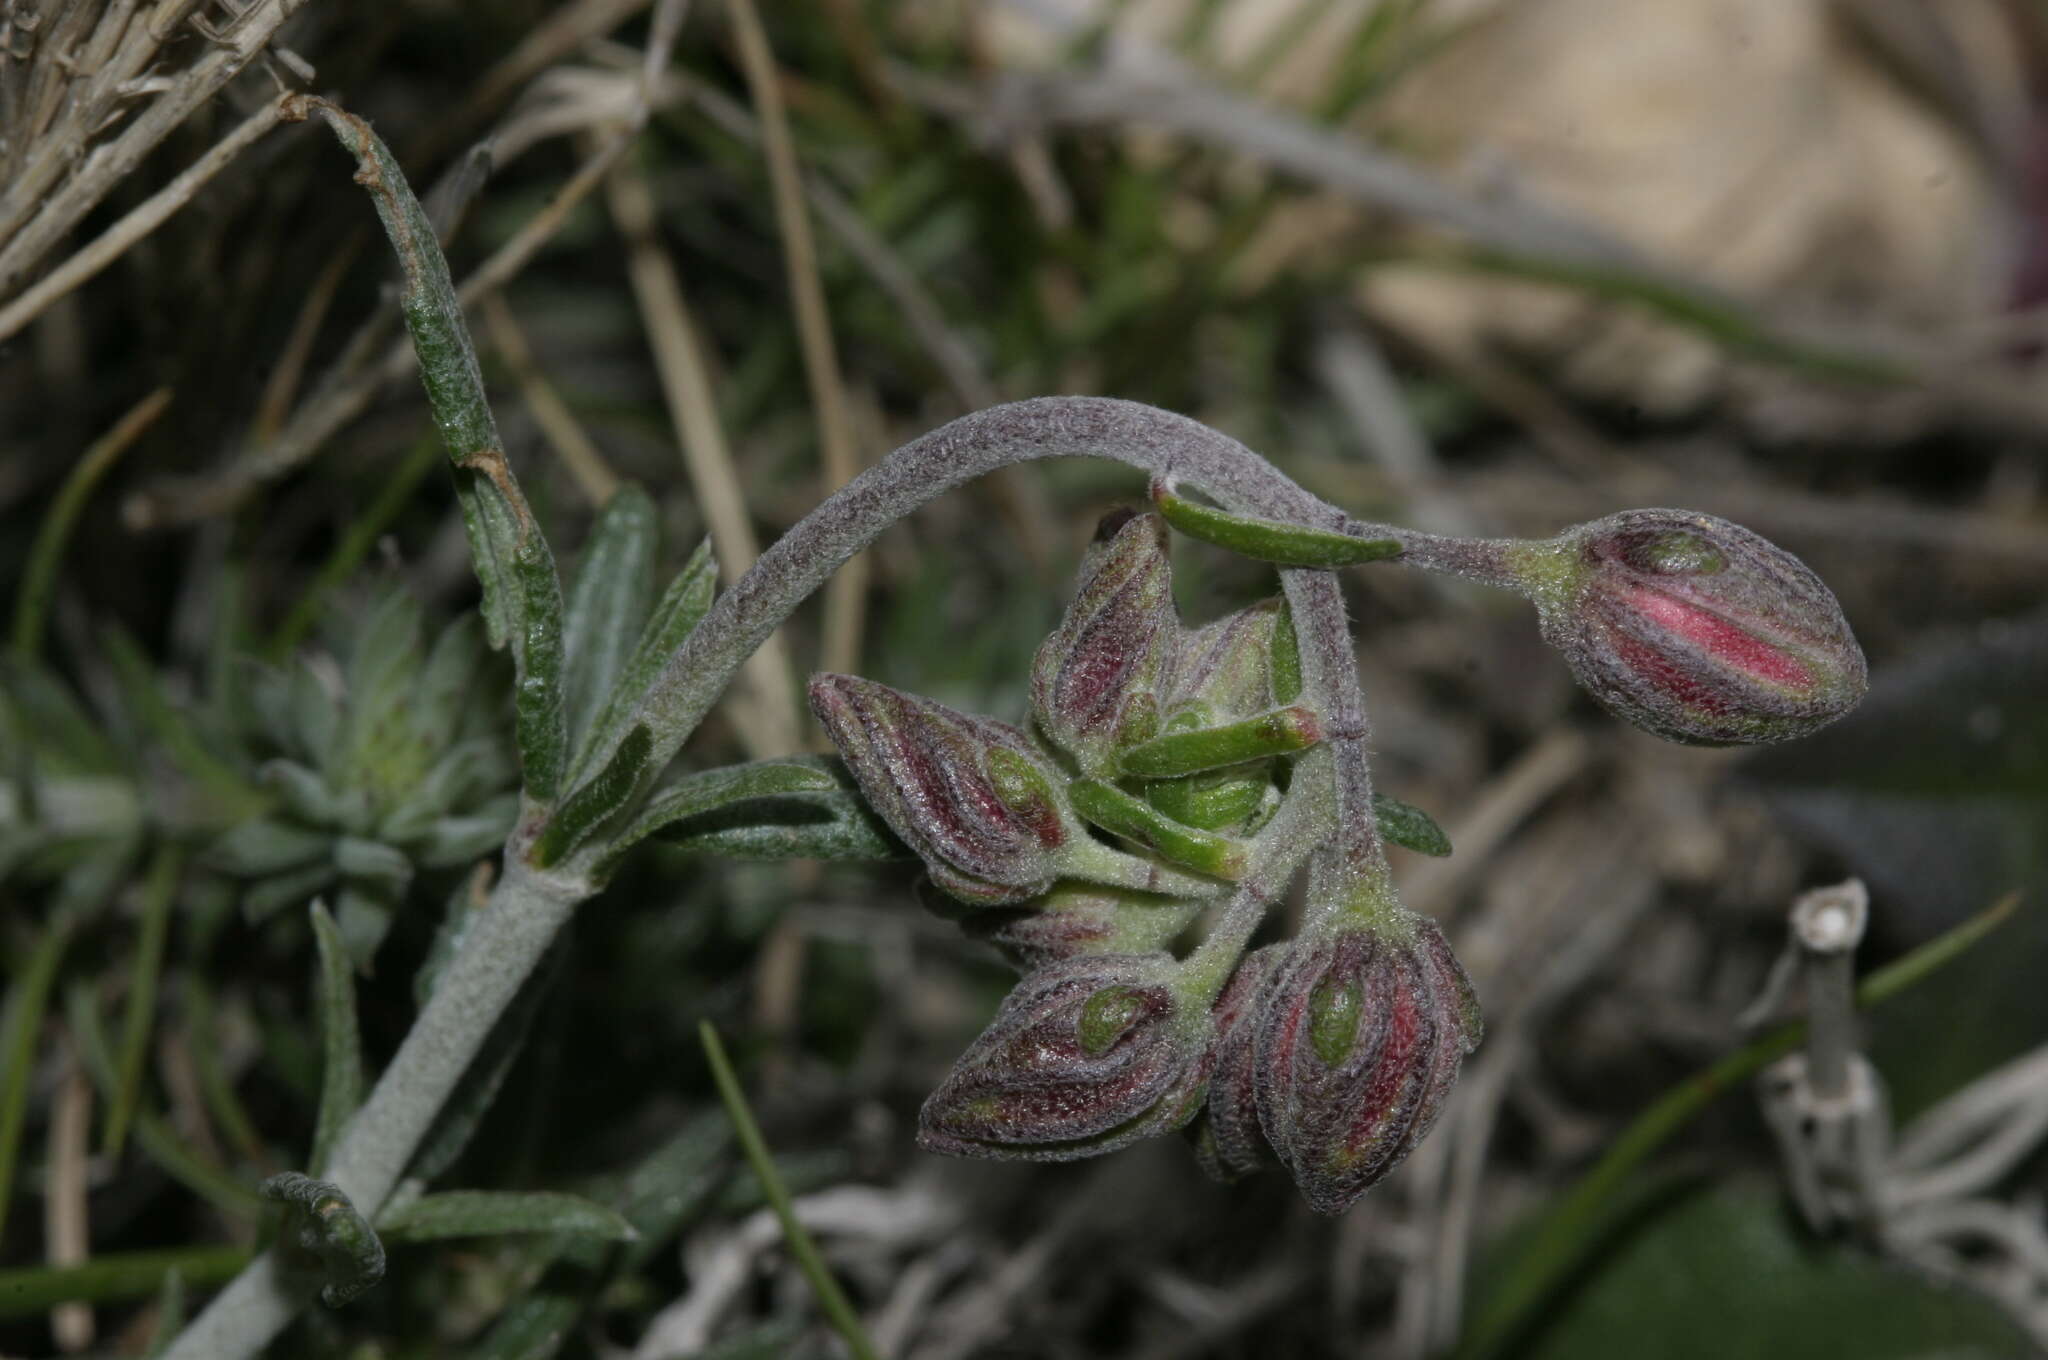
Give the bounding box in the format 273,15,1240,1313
307,903,363,1176
560,486,657,757
377,1191,636,1245
532,724,652,867
318,101,565,778
1067,778,1249,880
1118,705,1322,777
1374,793,1452,858
573,540,715,788
605,757,846,860
513,540,568,802
1152,478,1401,568
262,1171,385,1308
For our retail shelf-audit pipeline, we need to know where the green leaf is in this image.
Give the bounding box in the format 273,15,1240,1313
1375,792,1451,858
610,758,844,856
597,758,904,877
414,794,521,868
240,863,336,924
103,624,260,813
259,760,358,832
340,591,424,764
205,819,331,876
1117,705,1320,777
378,1190,636,1245
308,902,363,1175
513,539,568,802
1498,1180,2031,1360
333,882,399,974
1152,479,1400,568
0,1245,246,1323
263,1171,386,1308
408,614,487,749
561,485,658,758
144,1263,188,1356
317,103,565,801
1068,777,1249,879
572,540,716,789
533,724,652,868
0,908,78,1241
104,843,182,1158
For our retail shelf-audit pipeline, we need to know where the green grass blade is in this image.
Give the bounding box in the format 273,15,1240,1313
12,387,172,661
377,1190,636,1245
0,910,79,1241
105,843,184,1158
268,435,440,659
0,1245,248,1320
699,1021,879,1360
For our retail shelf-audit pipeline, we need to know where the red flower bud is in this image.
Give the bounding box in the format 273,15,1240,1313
965,884,1204,972
1253,914,1481,1214
809,673,1071,906
1189,944,1285,1183
1032,513,1179,776
918,953,1212,1162
1522,509,1866,745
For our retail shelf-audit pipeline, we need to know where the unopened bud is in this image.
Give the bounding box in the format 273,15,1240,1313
965,884,1203,972
1517,509,1866,745
1032,513,1179,775
809,673,1070,905
918,953,1211,1161
1189,944,1284,1183
1253,914,1481,1214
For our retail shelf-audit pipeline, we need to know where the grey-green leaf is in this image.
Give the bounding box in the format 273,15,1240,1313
378,1191,636,1245
262,1171,385,1308
308,902,363,1175
534,724,652,867
573,539,715,789
1374,793,1452,858
607,757,845,859
513,538,568,802
206,820,331,876
561,485,657,759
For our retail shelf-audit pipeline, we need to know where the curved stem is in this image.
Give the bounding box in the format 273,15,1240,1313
609,395,1393,879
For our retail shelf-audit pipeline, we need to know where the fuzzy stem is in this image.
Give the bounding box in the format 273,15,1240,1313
159,855,581,1360
607,396,1393,879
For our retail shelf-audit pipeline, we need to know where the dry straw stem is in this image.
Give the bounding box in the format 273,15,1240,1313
602,150,802,759
0,0,310,300
0,91,294,345
479,292,621,508
727,0,870,680
251,234,363,444
44,1060,94,1350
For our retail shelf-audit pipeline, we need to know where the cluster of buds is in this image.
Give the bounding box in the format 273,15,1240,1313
813,512,1473,1212
812,498,1864,1214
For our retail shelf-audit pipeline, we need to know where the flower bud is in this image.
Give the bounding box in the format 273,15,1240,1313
1032,512,1179,776
1253,914,1481,1214
809,673,1071,906
1169,598,1284,721
1519,509,1866,745
965,884,1203,972
918,953,1212,1162
1189,944,1285,1183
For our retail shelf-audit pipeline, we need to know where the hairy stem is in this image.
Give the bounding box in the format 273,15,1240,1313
159,857,581,1360
612,395,1399,876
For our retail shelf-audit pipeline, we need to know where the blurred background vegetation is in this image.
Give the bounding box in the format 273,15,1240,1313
2,0,2046,1356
